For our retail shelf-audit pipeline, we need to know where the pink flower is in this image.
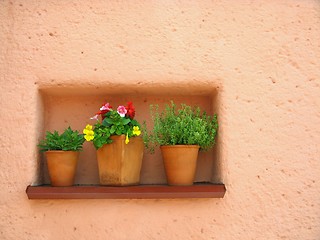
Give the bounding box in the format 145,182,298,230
90,114,99,120
98,102,113,120
100,103,112,111
117,105,127,117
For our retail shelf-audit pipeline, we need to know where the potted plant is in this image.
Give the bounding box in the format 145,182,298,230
83,101,144,186
143,101,218,186
38,127,85,187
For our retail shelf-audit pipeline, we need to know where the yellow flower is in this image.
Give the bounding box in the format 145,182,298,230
83,124,94,141
83,124,92,133
125,133,129,144
132,126,141,136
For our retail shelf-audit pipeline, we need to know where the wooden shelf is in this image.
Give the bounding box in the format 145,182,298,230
26,183,226,199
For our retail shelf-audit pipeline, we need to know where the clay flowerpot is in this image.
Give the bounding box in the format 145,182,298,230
160,145,200,186
96,135,144,186
45,151,79,187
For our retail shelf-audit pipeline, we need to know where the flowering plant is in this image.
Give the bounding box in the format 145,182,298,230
83,101,141,149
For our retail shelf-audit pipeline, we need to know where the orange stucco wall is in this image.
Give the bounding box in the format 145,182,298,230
1,1,320,239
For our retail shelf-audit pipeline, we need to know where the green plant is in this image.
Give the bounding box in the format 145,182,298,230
38,127,85,152
143,101,218,152
83,101,141,149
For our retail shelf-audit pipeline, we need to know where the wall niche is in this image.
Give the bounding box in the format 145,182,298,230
27,82,225,199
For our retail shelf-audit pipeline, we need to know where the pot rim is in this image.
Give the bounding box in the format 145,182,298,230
160,145,200,149
45,150,80,153
110,135,142,140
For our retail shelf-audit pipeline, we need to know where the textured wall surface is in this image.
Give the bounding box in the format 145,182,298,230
1,0,320,239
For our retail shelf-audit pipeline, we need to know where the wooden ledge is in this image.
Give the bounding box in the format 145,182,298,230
26,183,226,199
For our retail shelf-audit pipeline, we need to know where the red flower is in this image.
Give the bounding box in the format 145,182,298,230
125,102,135,119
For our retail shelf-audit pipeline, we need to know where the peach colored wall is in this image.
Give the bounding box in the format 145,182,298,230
1,0,320,239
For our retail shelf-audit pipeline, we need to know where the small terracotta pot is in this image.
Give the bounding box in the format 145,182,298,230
97,135,144,186
160,145,200,186
45,151,79,187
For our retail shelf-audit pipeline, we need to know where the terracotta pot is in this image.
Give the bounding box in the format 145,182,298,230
160,145,200,186
96,135,144,186
45,151,79,187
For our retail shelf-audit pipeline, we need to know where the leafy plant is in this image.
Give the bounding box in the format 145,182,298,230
38,127,85,152
83,101,142,149
143,101,218,152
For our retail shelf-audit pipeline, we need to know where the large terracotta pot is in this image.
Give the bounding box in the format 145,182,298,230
160,145,200,186
96,135,144,186
45,151,79,187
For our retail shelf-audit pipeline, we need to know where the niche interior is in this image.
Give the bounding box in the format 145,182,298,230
26,82,225,199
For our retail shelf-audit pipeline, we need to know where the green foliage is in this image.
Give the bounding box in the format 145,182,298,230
143,101,218,152
92,110,141,149
38,127,85,152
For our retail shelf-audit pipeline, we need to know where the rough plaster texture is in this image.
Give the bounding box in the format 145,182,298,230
1,0,320,239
